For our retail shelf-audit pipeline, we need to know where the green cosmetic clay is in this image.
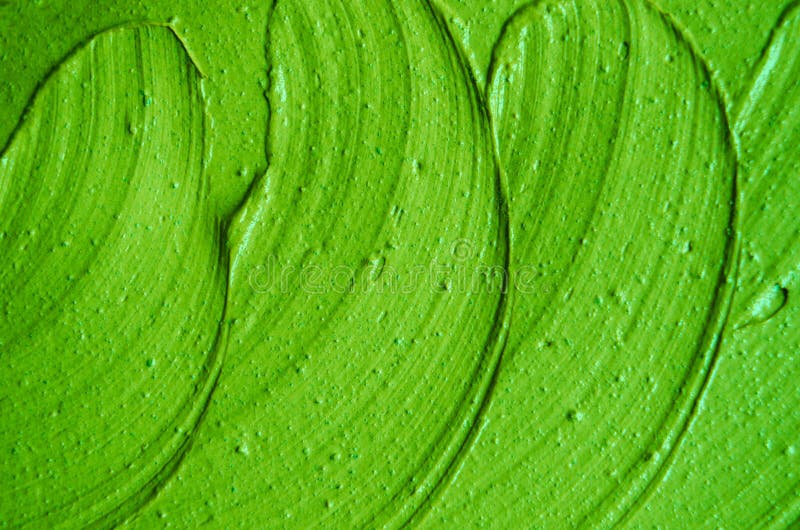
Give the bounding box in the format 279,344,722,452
1,0,798,528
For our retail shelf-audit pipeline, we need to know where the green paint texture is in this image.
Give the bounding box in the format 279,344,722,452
0,0,798,528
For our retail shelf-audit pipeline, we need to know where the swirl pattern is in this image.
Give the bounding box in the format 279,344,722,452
0,0,798,528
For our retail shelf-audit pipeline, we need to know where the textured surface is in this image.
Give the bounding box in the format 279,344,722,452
0,0,798,528
126,1,508,527
0,25,226,527
626,4,800,526
424,0,737,527
0,0,270,218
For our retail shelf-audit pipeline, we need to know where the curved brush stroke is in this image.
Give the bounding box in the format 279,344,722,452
0,23,228,528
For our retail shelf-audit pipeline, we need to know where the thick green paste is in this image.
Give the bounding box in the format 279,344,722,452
0,0,798,528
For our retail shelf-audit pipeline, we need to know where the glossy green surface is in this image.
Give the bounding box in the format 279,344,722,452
0,0,798,528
